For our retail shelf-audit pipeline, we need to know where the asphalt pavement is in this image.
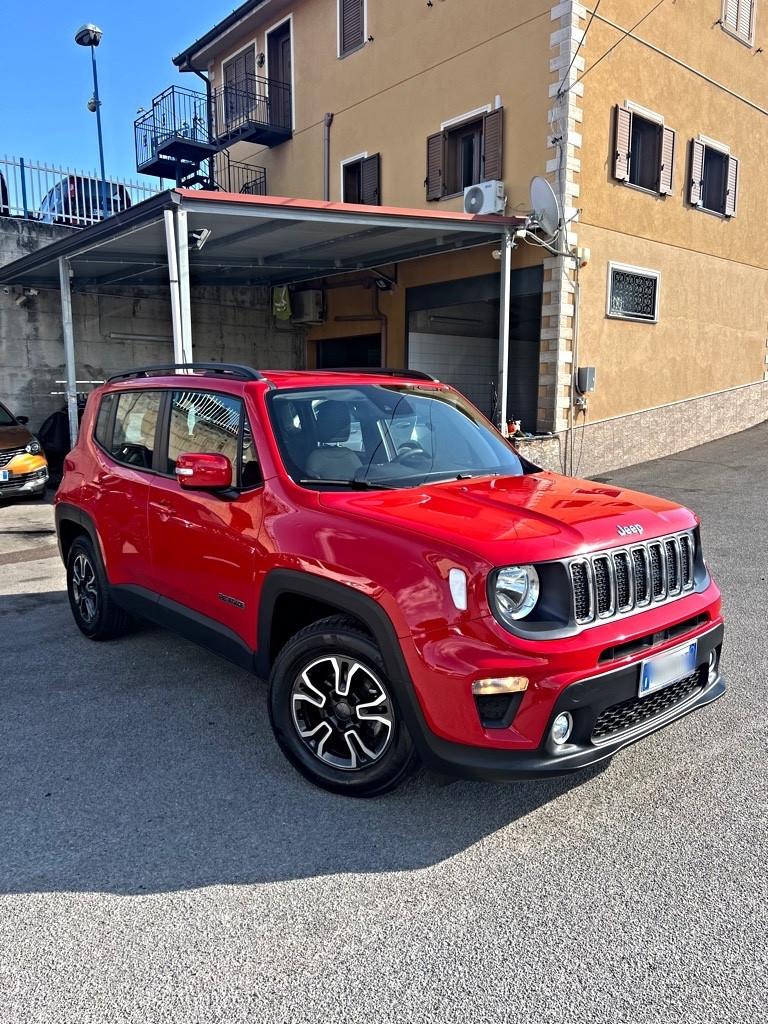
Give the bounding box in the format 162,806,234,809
1,425,766,1023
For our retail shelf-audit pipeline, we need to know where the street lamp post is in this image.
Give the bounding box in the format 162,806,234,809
75,24,108,221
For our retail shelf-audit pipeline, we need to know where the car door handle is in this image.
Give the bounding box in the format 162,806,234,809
151,500,174,520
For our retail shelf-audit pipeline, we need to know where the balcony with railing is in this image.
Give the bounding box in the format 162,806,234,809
213,74,292,148
216,157,268,195
135,86,219,180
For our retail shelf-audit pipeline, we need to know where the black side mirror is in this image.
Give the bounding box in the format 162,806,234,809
16,415,29,425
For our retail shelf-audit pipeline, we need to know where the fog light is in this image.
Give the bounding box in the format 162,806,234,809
472,676,528,696
551,712,573,745
708,650,718,685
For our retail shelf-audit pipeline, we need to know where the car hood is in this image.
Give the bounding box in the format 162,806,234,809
317,472,695,565
0,424,32,450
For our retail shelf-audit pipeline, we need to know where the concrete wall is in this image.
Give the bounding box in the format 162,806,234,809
0,217,306,430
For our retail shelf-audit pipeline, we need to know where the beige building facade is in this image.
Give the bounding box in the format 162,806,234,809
166,0,768,473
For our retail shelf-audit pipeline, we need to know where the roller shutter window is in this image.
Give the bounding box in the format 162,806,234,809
724,155,739,217
689,139,705,207
360,153,381,206
659,126,676,195
340,0,365,56
613,105,632,182
722,0,755,43
481,107,504,182
426,131,447,201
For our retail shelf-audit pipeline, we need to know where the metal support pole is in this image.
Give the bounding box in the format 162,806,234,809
175,207,193,362
90,45,109,221
164,210,184,363
496,228,514,434
58,258,80,448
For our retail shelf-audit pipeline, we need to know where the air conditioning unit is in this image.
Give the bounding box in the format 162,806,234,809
292,289,325,324
463,180,506,216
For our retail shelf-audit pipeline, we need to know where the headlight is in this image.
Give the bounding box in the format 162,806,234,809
25,439,42,455
494,565,540,623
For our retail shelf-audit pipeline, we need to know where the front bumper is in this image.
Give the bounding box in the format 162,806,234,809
0,465,48,499
407,621,725,781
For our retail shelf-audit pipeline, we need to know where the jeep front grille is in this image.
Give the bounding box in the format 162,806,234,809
569,532,695,627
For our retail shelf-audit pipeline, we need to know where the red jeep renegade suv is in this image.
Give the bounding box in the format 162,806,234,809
55,363,725,796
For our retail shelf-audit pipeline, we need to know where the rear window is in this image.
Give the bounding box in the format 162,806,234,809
109,391,163,470
94,393,116,448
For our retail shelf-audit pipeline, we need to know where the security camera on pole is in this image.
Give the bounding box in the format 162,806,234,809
74,23,108,221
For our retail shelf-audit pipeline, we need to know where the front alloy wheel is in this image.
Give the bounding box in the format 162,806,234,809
269,616,417,797
291,655,394,771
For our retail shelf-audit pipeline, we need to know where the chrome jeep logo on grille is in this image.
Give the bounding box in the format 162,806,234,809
617,523,644,537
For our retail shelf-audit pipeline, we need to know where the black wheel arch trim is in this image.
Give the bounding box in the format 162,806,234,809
256,569,439,762
55,503,105,567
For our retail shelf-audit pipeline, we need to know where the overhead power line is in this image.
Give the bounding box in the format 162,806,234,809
557,0,602,98
560,0,668,97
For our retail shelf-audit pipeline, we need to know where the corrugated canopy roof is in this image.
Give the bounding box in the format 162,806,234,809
0,190,523,291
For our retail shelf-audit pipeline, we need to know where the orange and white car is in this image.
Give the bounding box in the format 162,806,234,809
0,400,48,500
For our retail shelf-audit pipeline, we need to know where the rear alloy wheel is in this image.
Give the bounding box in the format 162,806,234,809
269,616,417,796
66,536,131,641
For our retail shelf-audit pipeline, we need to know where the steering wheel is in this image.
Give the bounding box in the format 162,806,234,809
395,446,431,469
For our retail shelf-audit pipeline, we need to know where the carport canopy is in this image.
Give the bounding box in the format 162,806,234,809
0,189,525,442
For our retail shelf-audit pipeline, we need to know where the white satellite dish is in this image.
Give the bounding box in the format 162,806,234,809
529,176,562,238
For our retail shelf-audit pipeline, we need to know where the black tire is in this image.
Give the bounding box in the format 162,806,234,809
66,535,131,641
268,615,418,797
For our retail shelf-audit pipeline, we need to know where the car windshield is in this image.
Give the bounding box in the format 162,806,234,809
268,384,524,489
0,403,16,427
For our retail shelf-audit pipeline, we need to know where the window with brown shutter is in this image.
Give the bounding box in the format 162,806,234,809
360,154,381,205
342,153,380,205
721,0,755,44
689,139,705,206
613,105,676,195
659,126,676,195
482,107,504,182
339,0,365,57
426,131,447,201
690,139,739,217
613,105,632,182
425,108,504,200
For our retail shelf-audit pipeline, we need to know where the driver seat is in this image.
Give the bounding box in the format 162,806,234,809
305,400,362,480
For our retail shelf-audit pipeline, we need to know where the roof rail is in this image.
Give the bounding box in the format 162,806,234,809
106,363,265,384
318,367,440,382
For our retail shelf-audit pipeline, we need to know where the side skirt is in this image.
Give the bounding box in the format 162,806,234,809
111,584,257,674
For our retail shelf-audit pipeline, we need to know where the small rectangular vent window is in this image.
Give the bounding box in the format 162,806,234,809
607,263,660,323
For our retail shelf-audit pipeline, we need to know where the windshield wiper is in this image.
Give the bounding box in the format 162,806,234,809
299,478,396,490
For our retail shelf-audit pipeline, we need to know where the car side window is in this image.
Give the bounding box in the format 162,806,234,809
110,391,162,470
167,390,241,476
240,413,261,488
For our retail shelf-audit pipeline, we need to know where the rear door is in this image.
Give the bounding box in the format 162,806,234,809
147,387,266,649
90,388,163,588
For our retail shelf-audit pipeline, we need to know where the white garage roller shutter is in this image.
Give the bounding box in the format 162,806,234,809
407,332,497,417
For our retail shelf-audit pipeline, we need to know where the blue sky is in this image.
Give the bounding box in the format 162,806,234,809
2,1,223,182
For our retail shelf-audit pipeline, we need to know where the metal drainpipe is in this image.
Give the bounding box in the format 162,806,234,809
568,260,581,476
190,66,216,189
323,113,334,201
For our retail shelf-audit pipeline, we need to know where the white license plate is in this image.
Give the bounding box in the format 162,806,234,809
639,640,698,697
0,470,8,482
